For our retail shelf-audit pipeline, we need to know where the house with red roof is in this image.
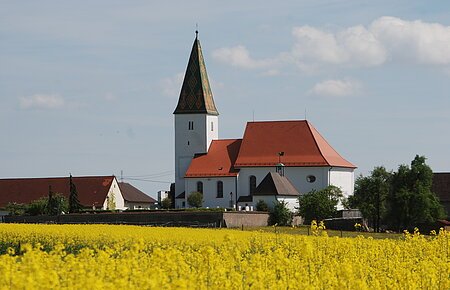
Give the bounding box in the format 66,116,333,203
173,33,356,210
0,176,156,212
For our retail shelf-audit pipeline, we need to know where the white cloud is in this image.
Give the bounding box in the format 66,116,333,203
290,24,386,68
291,17,450,68
103,93,117,101
213,17,450,73
212,45,275,69
19,94,65,109
308,79,362,97
370,16,450,65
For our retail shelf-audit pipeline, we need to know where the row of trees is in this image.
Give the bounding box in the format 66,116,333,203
348,155,445,232
258,155,445,230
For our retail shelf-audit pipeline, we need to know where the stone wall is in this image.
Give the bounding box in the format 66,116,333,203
223,212,269,228
4,211,269,228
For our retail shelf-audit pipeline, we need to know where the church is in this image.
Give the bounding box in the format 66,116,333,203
174,33,356,210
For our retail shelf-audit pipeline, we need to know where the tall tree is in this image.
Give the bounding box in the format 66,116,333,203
386,155,445,231
298,185,343,224
69,174,82,213
348,166,391,232
47,185,58,215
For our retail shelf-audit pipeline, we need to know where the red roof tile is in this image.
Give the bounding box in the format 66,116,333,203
432,173,450,202
0,176,115,208
185,139,242,177
235,120,355,168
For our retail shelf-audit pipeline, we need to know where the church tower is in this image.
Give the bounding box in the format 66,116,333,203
174,32,219,200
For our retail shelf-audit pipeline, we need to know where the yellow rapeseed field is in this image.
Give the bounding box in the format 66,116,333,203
0,223,448,289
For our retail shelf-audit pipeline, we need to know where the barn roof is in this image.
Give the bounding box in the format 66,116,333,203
0,176,115,208
432,173,450,202
118,182,156,203
235,120,355,168
185,139,241,177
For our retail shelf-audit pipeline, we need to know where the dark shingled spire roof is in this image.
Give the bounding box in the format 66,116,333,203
254,172,300,196
173,33,219,115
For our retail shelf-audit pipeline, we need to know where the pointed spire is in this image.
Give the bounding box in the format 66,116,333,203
173,33,219,115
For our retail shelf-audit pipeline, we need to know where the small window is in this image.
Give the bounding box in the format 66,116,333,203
211,121,214,131
306,175,316,183
188,121,194,130
249,175,257,195
217,181,223,198
197,181,203,193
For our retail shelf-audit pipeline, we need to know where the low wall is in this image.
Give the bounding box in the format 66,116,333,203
223,212,269,228
4,211,269,228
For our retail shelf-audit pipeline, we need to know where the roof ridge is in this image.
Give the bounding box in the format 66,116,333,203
307,122,355,168
0,175,115,181
305,121,331,166
248,119,307,124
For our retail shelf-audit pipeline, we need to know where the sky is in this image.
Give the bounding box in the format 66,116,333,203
1,1,450,198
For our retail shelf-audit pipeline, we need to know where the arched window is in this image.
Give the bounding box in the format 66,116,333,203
196,181,203,193
217,181,223,198
249,175,257,195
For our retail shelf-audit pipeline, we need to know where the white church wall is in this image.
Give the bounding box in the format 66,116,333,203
252,195,299,212
174,114,219,197
329,167,355,197
277,196,299,212
185,176,235,208
237,166,330,198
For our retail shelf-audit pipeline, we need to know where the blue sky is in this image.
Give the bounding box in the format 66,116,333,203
1,1,449,198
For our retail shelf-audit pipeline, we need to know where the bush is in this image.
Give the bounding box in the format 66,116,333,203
269,200,292,226
187,192,203,208
255,200,269,212
25,194,68,216
161,197,172,209
5,202,26,216
298,186,342,224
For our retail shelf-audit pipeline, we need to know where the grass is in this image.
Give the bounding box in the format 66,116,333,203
240,225,404,239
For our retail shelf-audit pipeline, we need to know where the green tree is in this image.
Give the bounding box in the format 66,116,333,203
269,200,292,226
161,197,172,209
298,185,343,224
386,155,445,231
69,175,82,213
47,186,59,216
347,166,392,232
187,191,203,208
106,191,116,210
5,202,25,216
26,197,48,215
255,200,269,212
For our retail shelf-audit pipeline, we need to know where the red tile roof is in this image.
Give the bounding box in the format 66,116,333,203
235,120,355,168
432,173,450,202
118,182,156,203
0,176,115,208
185,139,242,177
